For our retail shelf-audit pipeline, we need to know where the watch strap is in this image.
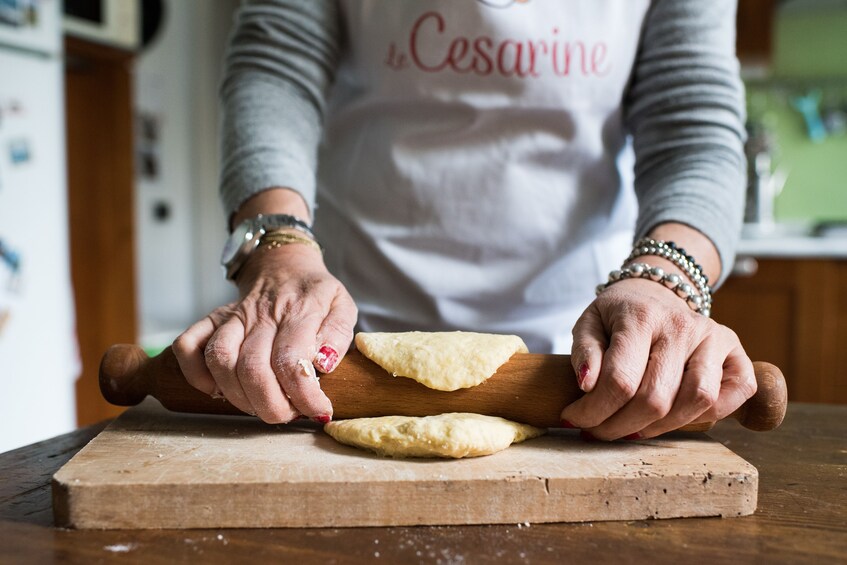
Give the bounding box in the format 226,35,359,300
257,213,314,238
222,213,315,281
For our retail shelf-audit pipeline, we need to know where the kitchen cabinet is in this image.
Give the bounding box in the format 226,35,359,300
735,0,777,66
711,258,847,404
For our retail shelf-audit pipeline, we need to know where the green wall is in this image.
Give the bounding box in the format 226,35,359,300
745,3,847,224
746,85,847,223
772,7,847,78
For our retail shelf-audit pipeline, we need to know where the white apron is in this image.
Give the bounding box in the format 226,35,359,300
314,0,651,352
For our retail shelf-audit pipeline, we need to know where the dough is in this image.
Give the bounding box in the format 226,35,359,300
354,331,528,391
322,331,542,459
324,413,544,458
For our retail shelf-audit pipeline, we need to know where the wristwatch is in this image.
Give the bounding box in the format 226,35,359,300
220,213,314,280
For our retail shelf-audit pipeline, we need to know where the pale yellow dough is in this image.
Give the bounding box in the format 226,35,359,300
324,413,544,458
354,331,529,391
323,331,542,459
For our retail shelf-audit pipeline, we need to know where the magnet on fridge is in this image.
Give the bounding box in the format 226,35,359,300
8,138,31,164
0,238,22,294
0,0,39,28
0,308,11,338
0,0,25,28
0,238,21,274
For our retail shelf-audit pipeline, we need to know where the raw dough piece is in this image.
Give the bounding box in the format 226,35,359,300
327,331,539,459
354,331,528,391
324,413,544,458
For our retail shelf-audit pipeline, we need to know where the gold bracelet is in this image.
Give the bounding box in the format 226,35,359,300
260,230,323,253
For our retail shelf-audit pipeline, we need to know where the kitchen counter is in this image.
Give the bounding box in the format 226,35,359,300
1,404,844,563
736,223,847,259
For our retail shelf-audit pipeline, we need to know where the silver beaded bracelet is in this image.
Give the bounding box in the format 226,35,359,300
595,262,711,317
626,238,713,311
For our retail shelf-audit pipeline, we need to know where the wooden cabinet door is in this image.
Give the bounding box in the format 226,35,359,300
712,259,845,404
833,262,847,403
736,0,777,65
712,260,797,395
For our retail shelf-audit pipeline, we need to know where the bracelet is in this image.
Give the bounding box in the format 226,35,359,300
626,238,712,310
595,262,711,317
260,230,323,253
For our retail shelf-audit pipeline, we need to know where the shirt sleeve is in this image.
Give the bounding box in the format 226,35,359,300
624,0,747,287
219,0,341,221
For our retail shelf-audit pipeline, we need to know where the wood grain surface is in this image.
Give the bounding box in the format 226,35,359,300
52,400,757,529
1,404,844,563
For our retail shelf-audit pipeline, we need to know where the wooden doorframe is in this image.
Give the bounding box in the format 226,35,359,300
65,37,137,426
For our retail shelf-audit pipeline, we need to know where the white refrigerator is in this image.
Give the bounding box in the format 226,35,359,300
0,0,79,452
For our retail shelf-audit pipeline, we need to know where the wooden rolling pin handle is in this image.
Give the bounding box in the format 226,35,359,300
99,344,208,415
736,361,788,431
100,345,787,432
99,344,155,407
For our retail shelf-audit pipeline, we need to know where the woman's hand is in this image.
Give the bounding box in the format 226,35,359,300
172,241,357,424
561,273,757,441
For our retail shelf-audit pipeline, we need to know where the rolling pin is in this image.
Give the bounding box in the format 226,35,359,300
99,345,787,432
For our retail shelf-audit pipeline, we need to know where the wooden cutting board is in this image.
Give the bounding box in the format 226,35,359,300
52,399,757,529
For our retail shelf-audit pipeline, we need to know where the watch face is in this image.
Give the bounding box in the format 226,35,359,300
221,220,256,266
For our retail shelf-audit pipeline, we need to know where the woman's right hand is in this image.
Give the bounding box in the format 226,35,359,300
172,240,358,424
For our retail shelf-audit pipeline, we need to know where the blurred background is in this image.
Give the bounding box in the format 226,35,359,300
0,0,844,452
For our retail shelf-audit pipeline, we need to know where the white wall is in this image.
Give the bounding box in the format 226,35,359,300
187,0,241,318
134,0,238,351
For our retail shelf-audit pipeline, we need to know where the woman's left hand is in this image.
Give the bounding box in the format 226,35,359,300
561,275,757,440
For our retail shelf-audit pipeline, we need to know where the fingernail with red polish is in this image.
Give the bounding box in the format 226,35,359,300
624,432,642,441
315,345,339,373
561,419,577,429
314,414,331,424
577,362,590,387
580,430,599,443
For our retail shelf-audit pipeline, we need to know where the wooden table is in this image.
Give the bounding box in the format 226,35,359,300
1,403,844,564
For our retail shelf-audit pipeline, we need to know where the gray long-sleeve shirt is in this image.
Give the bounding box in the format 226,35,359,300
219,0,746,352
